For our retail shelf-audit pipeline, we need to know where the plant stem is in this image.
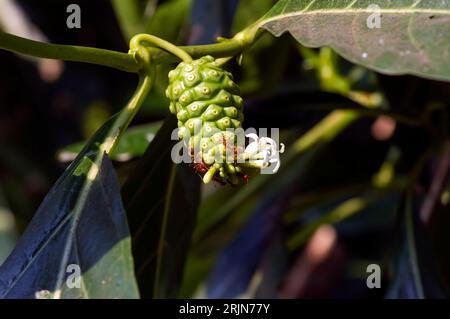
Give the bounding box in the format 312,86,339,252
292,110,359,153
101,74,155,155
352,108,424,127
141,26,261,64
0,31,140,72
130,34,192,63
287,196,371,250
286,179,406,250
0,26,259,72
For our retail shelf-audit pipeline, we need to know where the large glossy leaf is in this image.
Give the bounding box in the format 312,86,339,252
121,116,201,298
260,0,450,81
0,116,139,299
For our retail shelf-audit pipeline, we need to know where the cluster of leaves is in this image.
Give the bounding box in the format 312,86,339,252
1,0,450,299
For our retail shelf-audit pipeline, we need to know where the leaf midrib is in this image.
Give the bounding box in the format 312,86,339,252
262,7,450,26
152,164,177,298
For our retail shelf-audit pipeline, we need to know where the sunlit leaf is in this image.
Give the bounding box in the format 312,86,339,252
0,117,139,299
57,122,163,163
260,0,450,81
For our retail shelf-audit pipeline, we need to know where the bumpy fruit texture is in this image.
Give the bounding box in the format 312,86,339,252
166,55,246,184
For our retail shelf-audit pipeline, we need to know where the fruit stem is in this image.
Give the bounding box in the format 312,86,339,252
129,33,193,63
0,22,262,72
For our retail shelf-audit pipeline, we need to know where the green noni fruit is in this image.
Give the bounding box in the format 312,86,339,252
165,55,248,185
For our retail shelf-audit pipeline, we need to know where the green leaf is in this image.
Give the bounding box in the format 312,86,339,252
145,0,192,41
0,117,139,299
111,0,145,41
0,74,153,299
260,0,450,81
57,122,163,163
121,116,201,298
386,190,449,298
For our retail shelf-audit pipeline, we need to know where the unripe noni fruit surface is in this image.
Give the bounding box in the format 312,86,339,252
166,55,246,184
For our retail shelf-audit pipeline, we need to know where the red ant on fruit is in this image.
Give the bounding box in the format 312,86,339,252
190,161,225,185
190,160,249,186
188,135,249,185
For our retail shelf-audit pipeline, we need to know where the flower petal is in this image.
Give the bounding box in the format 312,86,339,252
245,133,259,143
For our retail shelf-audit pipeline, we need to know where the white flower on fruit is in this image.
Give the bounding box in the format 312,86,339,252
244,133,285,174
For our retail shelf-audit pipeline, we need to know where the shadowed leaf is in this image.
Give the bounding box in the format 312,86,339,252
206,198,284,298
121,116,201,298
386,192,449,299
